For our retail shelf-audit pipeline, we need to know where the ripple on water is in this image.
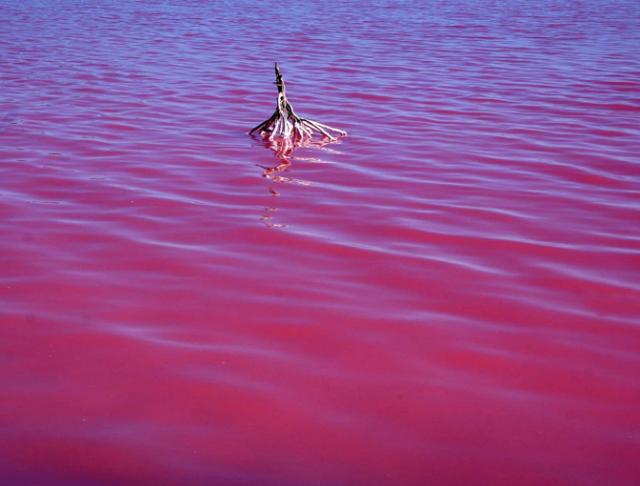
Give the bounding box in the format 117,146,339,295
1,1,640,485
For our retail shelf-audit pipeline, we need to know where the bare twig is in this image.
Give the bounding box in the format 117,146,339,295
250,63,347,144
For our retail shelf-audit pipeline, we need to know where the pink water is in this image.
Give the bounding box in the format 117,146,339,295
1,1,640,485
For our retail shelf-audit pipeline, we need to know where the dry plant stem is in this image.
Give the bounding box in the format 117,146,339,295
250,63,347,142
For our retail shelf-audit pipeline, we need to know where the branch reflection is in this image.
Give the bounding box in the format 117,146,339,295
252,134,343,229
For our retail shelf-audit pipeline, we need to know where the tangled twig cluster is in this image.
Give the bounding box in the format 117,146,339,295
250,63,347,146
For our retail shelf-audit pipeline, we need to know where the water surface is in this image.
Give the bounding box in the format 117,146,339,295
1,1,639,485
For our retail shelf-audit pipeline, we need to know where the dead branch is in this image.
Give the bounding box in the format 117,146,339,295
250,63,347,144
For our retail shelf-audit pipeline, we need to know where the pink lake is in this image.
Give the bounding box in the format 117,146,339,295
1,1,639,485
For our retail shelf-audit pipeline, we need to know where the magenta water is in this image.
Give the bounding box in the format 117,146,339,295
1,1,639,485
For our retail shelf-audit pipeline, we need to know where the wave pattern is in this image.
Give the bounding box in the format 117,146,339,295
1,1,640,485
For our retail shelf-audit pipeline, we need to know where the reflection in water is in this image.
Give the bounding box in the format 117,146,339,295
260,206,285,229
252,132,341,176
255,135,292,229
252,133,341,229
